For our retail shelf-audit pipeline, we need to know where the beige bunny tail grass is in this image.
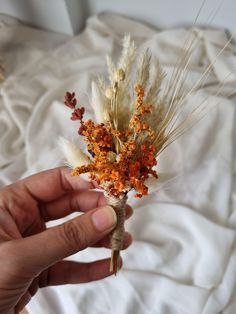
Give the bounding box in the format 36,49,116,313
58,137,90,168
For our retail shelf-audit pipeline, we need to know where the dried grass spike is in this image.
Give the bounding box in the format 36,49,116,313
146,58,166,104
106,55,116,85
118,34,136,77
91,81,107,123
136,49,152,89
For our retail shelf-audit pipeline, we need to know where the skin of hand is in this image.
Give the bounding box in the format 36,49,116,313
0,167,133,314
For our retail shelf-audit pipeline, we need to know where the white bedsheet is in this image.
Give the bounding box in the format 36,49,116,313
0,12,236,314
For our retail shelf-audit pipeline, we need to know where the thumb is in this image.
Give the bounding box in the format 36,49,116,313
12,206,117,274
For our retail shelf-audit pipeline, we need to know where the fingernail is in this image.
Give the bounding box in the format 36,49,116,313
92,206,117,232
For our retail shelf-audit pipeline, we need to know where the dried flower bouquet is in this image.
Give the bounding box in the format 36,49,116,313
60,34,212,273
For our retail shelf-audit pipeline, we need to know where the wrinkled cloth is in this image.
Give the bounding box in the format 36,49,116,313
0,12,236,314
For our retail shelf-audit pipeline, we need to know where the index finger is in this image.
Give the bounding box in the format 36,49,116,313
17,167,98,202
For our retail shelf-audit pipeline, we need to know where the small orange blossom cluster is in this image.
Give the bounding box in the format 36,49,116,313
130,85,154,138
64,85,158,198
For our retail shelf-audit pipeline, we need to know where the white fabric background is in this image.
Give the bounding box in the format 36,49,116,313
0,12,236,314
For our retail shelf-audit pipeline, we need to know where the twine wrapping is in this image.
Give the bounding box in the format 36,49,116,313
105,192,128,273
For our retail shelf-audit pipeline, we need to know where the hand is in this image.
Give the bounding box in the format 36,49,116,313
0,167,133,314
